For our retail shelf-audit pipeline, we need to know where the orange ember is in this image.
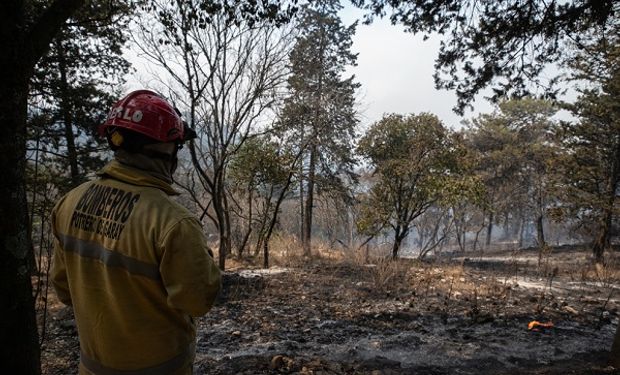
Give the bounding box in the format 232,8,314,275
528,321,554,330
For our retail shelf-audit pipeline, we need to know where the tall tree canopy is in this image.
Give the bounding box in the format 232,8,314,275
357,113,457,258
352,0,619,113
556,32,620,263
29,0,131,189
465,99,558,249
134,0,293,270
280,0,359,256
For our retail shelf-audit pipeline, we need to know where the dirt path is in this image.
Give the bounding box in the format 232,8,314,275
41,249,620,374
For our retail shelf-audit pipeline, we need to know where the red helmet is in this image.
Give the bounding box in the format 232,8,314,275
100,90,194,143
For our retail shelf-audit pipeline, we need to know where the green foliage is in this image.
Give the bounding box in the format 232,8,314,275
228,135,300,261
555,34,620,258
352,0,618,114
140,0,299,31
356,113,468,256
277,0,360,253
229,136,292,194
465,98,559,219
280,0,360,189
29,0,131,189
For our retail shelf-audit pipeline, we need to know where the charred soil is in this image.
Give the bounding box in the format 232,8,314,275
41,246,620,374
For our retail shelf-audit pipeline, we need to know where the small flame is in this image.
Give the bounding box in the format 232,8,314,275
528,320,554,330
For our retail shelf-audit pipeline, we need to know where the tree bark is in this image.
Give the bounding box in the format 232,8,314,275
299,162,305,246
263,166,297,268
454,214,465,252
299,127,305,247
0,53,41,375
56,38,80,186
303,144,317,256
592,208,612,264
238,188,253,257
593,139,619,264
610,324,620,367
473,223,486,252
1,0,86,373
392,225,406,259
212,178,228,270
253,198,271,258
536,214,546,249
222,189,232,262
518,217,525,248
485,211,494,248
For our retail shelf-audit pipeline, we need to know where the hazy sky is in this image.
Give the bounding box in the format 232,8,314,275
339,6,495,131
127,4,571,131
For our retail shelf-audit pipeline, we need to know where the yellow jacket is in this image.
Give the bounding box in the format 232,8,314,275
51,159,221,375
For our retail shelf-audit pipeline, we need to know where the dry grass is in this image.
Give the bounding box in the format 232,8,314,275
367,257,412,291
224,238,620,327
268,234,308,268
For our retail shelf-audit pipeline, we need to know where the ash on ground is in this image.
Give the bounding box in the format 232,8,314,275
41,247,620,374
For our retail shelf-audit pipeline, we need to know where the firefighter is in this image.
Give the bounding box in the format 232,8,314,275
51,90,221,375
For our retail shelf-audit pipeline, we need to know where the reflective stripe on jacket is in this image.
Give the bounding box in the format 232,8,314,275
51,159,221,375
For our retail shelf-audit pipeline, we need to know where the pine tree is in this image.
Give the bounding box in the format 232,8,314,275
29,1,131,189
466,99,558,250
280,0,359,255
559,33,620,263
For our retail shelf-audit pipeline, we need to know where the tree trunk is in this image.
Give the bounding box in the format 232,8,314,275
473,223,485,252
212,179,228,270
593,143,619,264
299,171,305,244
392,225,405,259
592,209,612,264
536,214,546,249
510,212,521,239
1,1,86,372
535,216,545,268
216,220,227,269
454,215,465,252
303,144,316,257
392,237,402,259
263,235,270,269
610,324,620,367
263,167,297,268
253,185,276,257
238,189,253,257
56,38,80,187
485,211,494,248
299,130,305,247
223,189,232,256
518,217,525,248
253,202,270,258
0,60,41,375
348,207,354,249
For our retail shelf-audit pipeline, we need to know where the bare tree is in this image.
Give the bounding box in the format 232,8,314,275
133,2,292,269
414,206,454,259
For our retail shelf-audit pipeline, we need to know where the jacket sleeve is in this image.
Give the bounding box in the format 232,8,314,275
50,206,72,306
159,217,221,317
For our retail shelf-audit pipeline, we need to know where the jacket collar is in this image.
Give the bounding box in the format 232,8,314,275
97,160,180,196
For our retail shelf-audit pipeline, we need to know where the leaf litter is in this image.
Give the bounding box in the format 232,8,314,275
41,247,619,374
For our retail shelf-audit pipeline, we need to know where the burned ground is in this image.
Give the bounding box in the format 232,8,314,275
41,246,620,374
